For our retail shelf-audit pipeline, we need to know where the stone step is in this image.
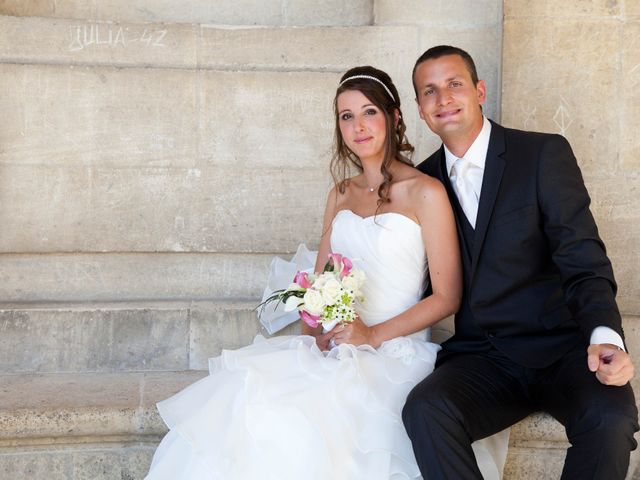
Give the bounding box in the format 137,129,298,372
0,254,275,301
0,300,456,374
0,371,203,479
0,16,417,74
0,301,299,374
0,1,374,26
0,371,576,479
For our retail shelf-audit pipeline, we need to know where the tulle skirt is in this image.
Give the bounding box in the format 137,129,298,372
146,334,441,480
146,334,510,479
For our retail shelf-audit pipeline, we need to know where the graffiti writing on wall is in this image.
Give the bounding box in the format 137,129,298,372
69,24,167,51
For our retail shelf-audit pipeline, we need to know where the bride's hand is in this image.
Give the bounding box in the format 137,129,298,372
334,316,376,347
315,330,335,351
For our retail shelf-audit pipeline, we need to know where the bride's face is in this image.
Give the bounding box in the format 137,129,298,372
337,90,387,163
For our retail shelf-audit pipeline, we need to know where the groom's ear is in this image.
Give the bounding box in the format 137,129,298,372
476,80,487,106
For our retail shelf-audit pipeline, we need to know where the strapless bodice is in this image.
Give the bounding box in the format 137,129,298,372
331,210,428,337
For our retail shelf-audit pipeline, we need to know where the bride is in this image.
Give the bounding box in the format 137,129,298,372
145,66,509,479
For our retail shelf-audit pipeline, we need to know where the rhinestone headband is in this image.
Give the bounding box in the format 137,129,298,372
339,75,396,102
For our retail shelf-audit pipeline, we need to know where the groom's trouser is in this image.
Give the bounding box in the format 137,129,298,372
402,346,638,480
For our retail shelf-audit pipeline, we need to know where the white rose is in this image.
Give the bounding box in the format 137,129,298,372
284,295,304,312
303,289,325,316
350,269,366,289
312,272,333,290
341,275,359,295
321,278,342,305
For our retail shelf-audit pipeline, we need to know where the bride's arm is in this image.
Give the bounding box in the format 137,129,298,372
336,177,462,347
301,186,340,338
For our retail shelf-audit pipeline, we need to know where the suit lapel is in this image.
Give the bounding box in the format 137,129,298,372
470,121,507,282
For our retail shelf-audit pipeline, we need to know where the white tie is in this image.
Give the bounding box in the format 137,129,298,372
451,158,479,228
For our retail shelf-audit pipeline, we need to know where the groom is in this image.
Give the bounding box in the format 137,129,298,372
403,45,639,479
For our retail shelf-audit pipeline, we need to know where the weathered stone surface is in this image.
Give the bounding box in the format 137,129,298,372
0,445,155,480
0,17,414,74
0,450,73,480
0,300,302,373
504,0,621,17
70,447,154,480
375,0,502,26
0,253,275,301
0,0,373,26
627,2,640,16
0,64,198,169
0,371,204,442
510,413,566,445
0,0,274,24
0,165,326,253
502,18,620,176
283,0,372,26
201,71,336,169
586,176,640,314
503,447,565,479
189,301,299,369
0,306,190,373
622,316,640,396
0,15,198,68
621,20,640,172
198,25,416,76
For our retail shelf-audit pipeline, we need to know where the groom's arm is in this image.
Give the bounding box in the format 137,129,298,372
537,133,623,340
537,134,633,385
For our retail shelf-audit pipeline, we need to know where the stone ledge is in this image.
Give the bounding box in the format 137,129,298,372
0,371,566,444
0,301,299,373
0,371,206,446
0,16,413,73
0,1,374,26
0,253,275,301
0,443,156,480
0,371,566,447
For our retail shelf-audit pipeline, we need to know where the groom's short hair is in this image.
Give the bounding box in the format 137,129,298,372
412,45,479,98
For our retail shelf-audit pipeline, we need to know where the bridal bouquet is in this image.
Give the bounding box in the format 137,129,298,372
259,253,365,331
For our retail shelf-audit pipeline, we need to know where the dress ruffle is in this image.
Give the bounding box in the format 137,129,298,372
146,334,441,480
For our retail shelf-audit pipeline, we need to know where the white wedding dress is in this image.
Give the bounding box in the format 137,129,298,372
146,209,509,479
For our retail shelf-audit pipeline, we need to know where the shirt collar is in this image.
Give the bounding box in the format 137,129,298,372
444,116,492,177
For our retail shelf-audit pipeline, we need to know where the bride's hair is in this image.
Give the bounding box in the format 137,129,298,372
331,66,414,206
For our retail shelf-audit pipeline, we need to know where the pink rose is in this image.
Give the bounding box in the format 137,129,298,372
293,271,312,289
300,310,320,328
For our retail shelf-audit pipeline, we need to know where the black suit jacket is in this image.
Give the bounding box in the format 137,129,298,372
418,120,623,368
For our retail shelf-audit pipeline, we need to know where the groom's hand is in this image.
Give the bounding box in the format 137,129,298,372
588,343,635,386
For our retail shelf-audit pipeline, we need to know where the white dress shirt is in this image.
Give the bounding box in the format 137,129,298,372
442,117,625,351
444,117,491,228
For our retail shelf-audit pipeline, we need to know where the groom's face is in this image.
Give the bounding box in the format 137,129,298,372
414,54,485,142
